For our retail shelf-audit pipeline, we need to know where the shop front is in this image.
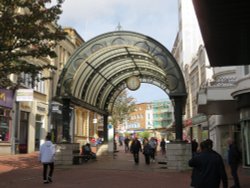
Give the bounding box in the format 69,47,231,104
241,110,250,168
0,89,13,155
17,102,32,154
233,92,250,171
183,115,208,144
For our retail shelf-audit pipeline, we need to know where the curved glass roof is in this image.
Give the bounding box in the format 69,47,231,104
57,31,187,115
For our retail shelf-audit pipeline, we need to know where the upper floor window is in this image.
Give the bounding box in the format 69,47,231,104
34,73,45,94
20,72,33,88
20,72,45,94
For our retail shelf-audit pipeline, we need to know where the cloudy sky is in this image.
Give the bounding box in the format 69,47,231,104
58,0,179,102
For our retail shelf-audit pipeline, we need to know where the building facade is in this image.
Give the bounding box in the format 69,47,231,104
152,99,174,140
152,100,173,129
127,103,149,133
172,1,243,159
172,0,213,144
0,27,85,155
176,0,250,171
126,100,174,139
198,65,250,169
50,28,85,144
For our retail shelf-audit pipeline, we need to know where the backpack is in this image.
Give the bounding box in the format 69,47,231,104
149,140,156,149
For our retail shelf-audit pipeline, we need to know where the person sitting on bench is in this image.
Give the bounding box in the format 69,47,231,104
82,143,96,160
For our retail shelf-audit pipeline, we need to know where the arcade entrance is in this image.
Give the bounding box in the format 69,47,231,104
55,31,190,169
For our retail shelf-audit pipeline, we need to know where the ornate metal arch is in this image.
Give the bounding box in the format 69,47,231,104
57,31,187,115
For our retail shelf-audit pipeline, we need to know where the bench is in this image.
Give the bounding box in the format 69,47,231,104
72,150,90,165
158,161,168,169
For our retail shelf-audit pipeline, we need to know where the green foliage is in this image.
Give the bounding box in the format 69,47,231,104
138,131,150,139
110,90,136,128
0,0,66,88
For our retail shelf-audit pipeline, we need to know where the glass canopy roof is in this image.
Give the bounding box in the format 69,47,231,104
57,31,187,115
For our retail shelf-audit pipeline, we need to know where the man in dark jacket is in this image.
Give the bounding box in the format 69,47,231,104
124,136,130,153
130,137,142,164
189,139,228,188
228,138,241,188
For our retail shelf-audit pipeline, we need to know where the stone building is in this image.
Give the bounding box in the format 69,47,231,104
0,27,84,155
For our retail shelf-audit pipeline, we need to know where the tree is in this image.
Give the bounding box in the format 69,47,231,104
138,131,150,139
0,0,66,88
111,90,136,128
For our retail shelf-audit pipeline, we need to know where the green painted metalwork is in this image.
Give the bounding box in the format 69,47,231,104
57,31,187,115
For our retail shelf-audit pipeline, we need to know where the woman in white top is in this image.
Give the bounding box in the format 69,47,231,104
39,134,55,184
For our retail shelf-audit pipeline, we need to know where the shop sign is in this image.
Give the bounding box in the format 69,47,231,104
192,114,207,124
0,89,13,108
16,89,33,101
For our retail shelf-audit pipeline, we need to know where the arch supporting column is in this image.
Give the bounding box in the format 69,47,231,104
62,97,71,142
167,96,191,170
103,114,108,143
173,96,185,141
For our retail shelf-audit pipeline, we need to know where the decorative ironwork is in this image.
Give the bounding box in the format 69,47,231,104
57,31,187,114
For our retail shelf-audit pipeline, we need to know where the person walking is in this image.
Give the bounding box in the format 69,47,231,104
130,137,142,164
228,138,241,188
160,138,166,155
143,138,152,165
191,139,198,156
189,139,228,188
39,133,56,184
124,136,130,153
149,137,157,162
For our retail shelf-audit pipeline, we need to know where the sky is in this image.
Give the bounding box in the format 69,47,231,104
58,0,178,103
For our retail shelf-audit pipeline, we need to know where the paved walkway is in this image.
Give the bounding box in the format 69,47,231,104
0,146,249,188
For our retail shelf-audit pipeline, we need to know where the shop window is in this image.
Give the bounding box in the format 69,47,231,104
0,109,11,142
35,115,43,150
